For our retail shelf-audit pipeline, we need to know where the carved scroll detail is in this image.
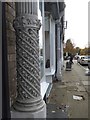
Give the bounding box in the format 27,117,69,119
13,15,41,100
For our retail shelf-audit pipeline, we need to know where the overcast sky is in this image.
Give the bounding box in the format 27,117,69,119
65,0,88,48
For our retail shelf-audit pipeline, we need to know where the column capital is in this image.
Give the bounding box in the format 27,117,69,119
13,14,41,30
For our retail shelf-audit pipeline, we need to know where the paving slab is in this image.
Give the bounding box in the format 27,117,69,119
47,61,89,118
82,81,90,86
47,103,68,118
77,85,86,92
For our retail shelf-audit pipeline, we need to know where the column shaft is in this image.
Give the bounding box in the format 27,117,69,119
13,2,45,113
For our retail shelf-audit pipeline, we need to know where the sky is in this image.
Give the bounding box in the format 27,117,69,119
65,0,89,49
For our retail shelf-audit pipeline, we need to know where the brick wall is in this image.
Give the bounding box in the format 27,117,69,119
5,2,17,106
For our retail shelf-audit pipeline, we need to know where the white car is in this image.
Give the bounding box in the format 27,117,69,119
79,56,90,65
77,55,85,63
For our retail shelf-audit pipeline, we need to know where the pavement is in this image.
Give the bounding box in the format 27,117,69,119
47,60,90,118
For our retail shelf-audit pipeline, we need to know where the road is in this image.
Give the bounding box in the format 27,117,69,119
76,60,90,77
77,61,88,70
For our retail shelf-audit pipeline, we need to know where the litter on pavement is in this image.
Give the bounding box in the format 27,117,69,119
51,111,56,113
73,95,84,101
62,110,65,112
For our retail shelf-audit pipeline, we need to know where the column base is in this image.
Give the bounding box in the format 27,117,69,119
11,100,46,118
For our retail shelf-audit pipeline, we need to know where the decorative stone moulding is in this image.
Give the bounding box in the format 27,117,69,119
13,14,45,112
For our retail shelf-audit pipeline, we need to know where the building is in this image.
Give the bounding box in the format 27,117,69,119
1,0,66,119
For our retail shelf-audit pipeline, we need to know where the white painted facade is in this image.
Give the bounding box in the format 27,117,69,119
39,1,65,99
39,4,56,99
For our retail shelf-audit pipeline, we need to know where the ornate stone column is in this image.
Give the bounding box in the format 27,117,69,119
12,2,46,118
56,22,62,80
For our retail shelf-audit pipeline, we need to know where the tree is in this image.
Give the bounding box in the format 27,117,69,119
75,47,80,55
80,49,85,55
79,47,89,55
88,47,90,55
64,39,75,55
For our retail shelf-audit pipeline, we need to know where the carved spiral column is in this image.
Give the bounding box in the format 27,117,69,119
13,2,45,112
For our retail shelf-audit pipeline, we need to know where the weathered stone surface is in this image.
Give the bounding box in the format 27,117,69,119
7,46,16,54
5,2,17,106
82,81,90,86
7,37,16,46
6,3,15,16
8,54,16,62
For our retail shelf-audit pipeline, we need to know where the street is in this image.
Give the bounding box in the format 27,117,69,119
47,60,89,118
77,61,88,71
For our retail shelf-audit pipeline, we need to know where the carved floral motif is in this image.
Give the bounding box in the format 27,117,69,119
13,15,41,100
13,15,41,30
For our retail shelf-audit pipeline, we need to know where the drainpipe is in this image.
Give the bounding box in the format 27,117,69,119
12,2,46,118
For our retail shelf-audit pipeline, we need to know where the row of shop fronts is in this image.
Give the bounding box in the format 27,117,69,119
1,0,66,119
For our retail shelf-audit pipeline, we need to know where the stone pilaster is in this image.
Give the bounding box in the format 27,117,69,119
56,23,62,80
61,35,64,70
12,2,46,118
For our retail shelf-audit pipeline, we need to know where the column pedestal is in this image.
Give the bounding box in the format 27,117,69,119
11,103,46,118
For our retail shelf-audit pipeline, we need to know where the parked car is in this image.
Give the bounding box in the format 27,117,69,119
77,55,85,63
74,55,79,60
79,56,90,65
